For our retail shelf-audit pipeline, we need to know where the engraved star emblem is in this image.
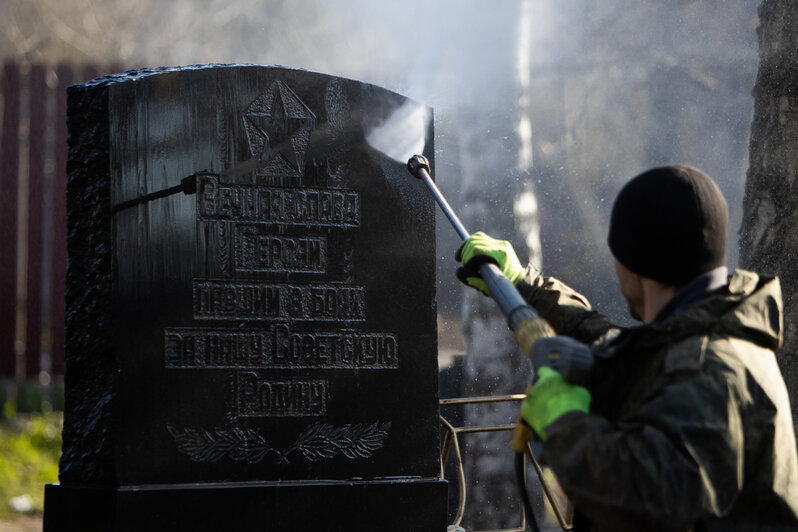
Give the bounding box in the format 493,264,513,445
243,81,316,178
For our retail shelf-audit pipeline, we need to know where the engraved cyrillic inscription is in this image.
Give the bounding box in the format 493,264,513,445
235,372,327,417
164,326,398,369
272,324,398,369
236,226,326,273
193,281,281,319
198,175,360,227
165,329,268,368
286,284,366,321
193,281,366,321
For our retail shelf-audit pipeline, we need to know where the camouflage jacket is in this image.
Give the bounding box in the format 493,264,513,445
518,268,798,531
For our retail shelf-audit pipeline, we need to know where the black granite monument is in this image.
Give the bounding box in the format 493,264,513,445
43,64,446,531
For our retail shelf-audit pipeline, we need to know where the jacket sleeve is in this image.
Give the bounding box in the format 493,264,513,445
540,348,744,531
517,266,619,345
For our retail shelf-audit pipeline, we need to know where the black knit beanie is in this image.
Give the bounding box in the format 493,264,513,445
607,165,728,287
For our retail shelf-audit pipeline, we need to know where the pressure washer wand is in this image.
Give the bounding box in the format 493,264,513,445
407,155,470,240
406,155,551,334
406,155,555,453
407,154,555,532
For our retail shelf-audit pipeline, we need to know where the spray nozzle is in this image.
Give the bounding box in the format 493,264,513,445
407,154,430,179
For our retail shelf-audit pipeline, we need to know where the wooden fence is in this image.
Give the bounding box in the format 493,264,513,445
0,61,117,382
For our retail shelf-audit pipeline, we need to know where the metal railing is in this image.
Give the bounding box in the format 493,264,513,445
439,394,573,532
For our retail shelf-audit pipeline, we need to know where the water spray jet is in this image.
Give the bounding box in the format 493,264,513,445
365,101,431,164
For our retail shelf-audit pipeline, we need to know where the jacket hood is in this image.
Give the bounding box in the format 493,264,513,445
671,269,783,351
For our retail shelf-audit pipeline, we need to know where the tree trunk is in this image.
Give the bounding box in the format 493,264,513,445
740,0,798,428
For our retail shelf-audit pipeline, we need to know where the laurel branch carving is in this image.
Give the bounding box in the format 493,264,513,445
168,421,391,465
217,223,230,274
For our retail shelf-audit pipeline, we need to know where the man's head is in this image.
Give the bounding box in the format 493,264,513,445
608,165,728,319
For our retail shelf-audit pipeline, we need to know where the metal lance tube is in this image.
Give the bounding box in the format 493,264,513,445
407,155,469,240
406,155,554,450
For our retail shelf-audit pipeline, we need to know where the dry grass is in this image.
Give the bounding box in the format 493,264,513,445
0,514,42,532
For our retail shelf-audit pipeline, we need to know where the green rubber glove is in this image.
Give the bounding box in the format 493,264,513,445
521,367,591,441
455,231,525,296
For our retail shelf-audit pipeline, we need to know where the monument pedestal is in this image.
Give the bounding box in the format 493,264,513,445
45,479,448,531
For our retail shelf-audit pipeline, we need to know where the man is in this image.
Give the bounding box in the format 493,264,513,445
456,165,798,531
